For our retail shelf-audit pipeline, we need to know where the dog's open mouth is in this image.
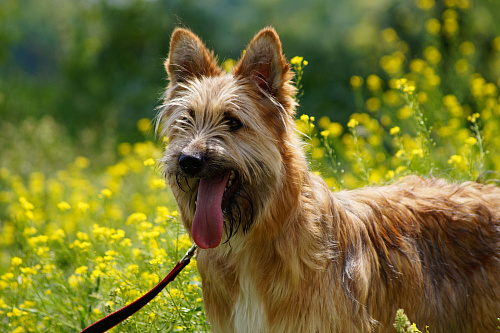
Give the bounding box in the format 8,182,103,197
192,170,240,249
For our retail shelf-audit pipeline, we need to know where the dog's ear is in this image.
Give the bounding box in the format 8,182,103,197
165,28,220,84
234,27,291,96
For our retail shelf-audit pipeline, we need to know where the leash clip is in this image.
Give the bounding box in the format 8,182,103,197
180,244,198,264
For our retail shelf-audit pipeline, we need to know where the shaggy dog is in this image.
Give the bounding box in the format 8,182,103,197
157,27,500,332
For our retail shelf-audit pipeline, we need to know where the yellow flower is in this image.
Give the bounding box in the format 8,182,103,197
412,149,424,158
417,92,428,104
320,130,330,138
415,0,435,10
75,266,88,275
492,36,500,52
424,46,442,65
150,178,166,189
149,257,164,266
222,58,237,72
0,298,7,309
107,162,129,177
290,56,303,66
104,250,118,257
366,74,382,91
425,18,441,35
73,156,90,169
11,257,23,266
390,127,400,135
57,201,71,211
455,59,470,74
409,59,426,73
347,119,359,128
448,154,463,164
397,106,413,120
465,137,477,145
50,229,66,242
77,202,90,212
395,166,407,174
385,170,395,179
349,75,363,89
312,147,326,159
127,264,139,274
467,113,480,123
118,142,132,156
127,212,148,225
459,41,475,56
403,83,416,93
365,97,381,112
144,158,155,166
99,188,112,199
380,54,403,76
19,197,34,211
132,248,142,258
137,118,152,133
442,9,459,37
20,266,38,276
381,28,398,43
68,274,82,288
318,116,330,129
327,122,344,138
77,231,89,240
395,78,407,89
483,83,497,97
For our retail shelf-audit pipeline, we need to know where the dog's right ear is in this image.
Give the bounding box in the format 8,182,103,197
165,28,220,84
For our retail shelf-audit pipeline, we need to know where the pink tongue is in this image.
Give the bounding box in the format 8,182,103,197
192,172,230,249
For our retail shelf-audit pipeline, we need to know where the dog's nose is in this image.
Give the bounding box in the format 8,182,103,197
179,153,205,176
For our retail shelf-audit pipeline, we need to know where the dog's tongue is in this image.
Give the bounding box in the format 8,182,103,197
192,172,230,249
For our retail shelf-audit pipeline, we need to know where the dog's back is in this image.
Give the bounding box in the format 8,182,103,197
329,175,500,331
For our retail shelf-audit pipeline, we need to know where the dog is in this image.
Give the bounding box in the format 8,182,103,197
157,27,500,332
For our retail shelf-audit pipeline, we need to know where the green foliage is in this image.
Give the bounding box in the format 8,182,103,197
0,120,209,332
296,0,500,189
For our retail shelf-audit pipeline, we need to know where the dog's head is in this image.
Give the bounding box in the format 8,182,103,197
157,27,297,249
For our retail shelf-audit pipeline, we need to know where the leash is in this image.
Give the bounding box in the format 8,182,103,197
79,244,198,333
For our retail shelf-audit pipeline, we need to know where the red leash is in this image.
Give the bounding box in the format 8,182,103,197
79,245,197,333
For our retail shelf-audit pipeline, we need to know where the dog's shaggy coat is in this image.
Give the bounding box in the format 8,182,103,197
157,27,500,332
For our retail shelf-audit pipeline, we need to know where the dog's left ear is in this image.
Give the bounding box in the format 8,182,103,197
234,27,291,96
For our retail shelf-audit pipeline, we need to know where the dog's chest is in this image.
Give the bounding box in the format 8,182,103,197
232,272,267,332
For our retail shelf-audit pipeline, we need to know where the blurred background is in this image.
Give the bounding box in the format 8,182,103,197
1,0,500,170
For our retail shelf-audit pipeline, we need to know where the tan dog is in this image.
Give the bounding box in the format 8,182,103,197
157,27,500,332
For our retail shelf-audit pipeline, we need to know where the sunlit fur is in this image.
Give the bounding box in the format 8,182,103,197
157,27,500,332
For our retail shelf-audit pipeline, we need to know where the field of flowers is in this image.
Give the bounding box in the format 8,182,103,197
1,0,500,332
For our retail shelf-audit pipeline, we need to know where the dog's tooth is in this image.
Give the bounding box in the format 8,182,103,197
230,170,235,180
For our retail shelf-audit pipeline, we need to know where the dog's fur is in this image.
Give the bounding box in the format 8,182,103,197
157,27,500,332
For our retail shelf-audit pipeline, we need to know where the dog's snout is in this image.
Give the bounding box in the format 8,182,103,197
179,153,205,176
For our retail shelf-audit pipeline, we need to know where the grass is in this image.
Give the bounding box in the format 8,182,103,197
2,0,500,331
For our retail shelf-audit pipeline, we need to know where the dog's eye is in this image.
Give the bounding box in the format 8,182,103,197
226,117,242,132
178,109,195,127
